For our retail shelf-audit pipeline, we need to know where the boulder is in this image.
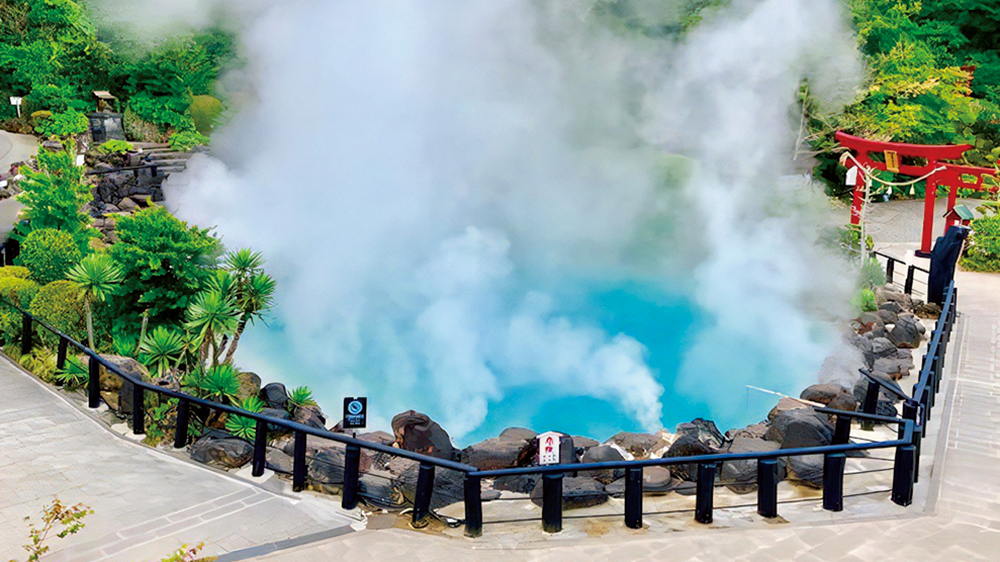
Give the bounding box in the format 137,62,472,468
530,476,609,510
395,461,465,509
571,436,600,450
605,432,665,459
235,371,262,403
875,308,898,325
913,301,942,318
888,316,923,348
460,437,531,471
873,357,910,380
580,445,625,484
92,354,149,393
308,446,347,486
879,301,904,314
900,313,927,335
499,427,537,442
260,383,289,410
765,409,832,449
356,431,394,446
604,466,675,496
786,454,824,488
871,337,898,360
721,437,782,494
359,469,404,510
800,383,849,404
874,286,912,309
858,312,884,329
265,447,294,474
767,396,808,422
663,419,725,481
493,474,540,495
850,334,875,368
391,410,457,460
119,197,138,211
726,423,768,440
190,430,253,469
293,405,327,430
262,407,293,433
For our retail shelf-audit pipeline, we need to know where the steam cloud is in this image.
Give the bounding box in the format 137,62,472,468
152,0,860,440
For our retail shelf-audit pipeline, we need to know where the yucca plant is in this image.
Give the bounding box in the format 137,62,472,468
192,363,241,405
55,356,89,388
66,254,123,350
112,333,137,357
225,395,265,441
139,326,186,378
288,386,317,411
184,289,239,368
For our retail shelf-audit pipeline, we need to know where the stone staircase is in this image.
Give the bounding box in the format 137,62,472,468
131,142,198,176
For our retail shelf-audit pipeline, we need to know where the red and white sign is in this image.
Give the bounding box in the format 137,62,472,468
537,431,561,466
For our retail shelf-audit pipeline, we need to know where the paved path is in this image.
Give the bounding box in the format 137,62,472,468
0,130,37,173
0,360,359,562
251,270,1000,561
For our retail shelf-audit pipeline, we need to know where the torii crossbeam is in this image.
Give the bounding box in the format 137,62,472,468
836,131,998,255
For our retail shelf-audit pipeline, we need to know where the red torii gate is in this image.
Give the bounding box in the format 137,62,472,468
837,131,998,255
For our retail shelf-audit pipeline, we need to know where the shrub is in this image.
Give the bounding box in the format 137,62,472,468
14,146,96,251
34,110,89,138
169,130,210,152
0,266,32,280
98,140,135,155
123,107,168,143
110,206,220,327
189,363,241,405
28,280,87,347
960,215,1000,272
18,228,83,284
55,356,88,388
858,257,887,289
288,386,317,411
853,289,878,314
0,276,40,345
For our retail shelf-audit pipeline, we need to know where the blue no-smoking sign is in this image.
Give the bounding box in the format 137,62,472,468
343,397,367,429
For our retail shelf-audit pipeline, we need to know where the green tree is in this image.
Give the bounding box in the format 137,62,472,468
184,288,239,368
109,206,221,328
14,145,96,251
66,254,123,349
138,326,186,378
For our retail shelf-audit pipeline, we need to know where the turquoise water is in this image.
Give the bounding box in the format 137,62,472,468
242,281,776,445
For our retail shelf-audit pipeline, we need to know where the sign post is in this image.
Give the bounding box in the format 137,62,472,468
9,97,22,118
342,397,367,436
537,431,562,466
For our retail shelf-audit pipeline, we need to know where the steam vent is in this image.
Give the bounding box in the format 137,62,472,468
1,1,998,560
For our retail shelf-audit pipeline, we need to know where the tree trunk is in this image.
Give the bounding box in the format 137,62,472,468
223,316,249,364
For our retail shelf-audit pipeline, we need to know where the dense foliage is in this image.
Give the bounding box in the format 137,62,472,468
18,228,83,284
960,214,1000,271
808,0,1000,196
14,145,96,250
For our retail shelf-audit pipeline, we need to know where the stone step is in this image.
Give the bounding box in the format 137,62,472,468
146,154,192,162
131,142,169,149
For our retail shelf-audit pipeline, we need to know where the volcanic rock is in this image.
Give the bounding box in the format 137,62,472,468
530,476,609,510
581,445,626,484
190,430,253,469
391,410,457,460
260,383,289,410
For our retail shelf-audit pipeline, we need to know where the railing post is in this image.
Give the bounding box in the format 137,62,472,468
464,473,483,538
886,258,895,284
695,462,717,524
56,337,68,372
891,444,916,506
132,383,145,435
757,458,779,518
624,466,643,529
292,431,307,492
342,443,361,510
833,416,852,445
542,472,563,533
861,380,879,431
20,313,31,356
252,419,268,477
921,385,932,422
904,265,915,295
87,356,100,408
823,453,846,512
174,399,190,449
412,462,435,527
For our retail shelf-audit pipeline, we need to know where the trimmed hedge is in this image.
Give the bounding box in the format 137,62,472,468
28,280,88,348
0,277,41,345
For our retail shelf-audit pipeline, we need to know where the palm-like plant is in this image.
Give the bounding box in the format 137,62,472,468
225,395,265,441
223,271,276,364
192,363,241,404
139,326,186,378
288,386,317,411
66,254,123,349
184,289,239,367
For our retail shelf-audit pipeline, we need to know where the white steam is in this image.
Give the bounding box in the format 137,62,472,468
159,0,860,439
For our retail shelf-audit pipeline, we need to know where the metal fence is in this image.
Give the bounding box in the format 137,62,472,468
0,278,957,538
872,250,930,298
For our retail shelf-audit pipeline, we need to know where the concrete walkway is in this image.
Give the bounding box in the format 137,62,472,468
251,270,1000,561
0,360,359,562
0,130,37,173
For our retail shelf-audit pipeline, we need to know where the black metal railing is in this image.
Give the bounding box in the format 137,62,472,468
0,279,957,538
872,250,929,297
